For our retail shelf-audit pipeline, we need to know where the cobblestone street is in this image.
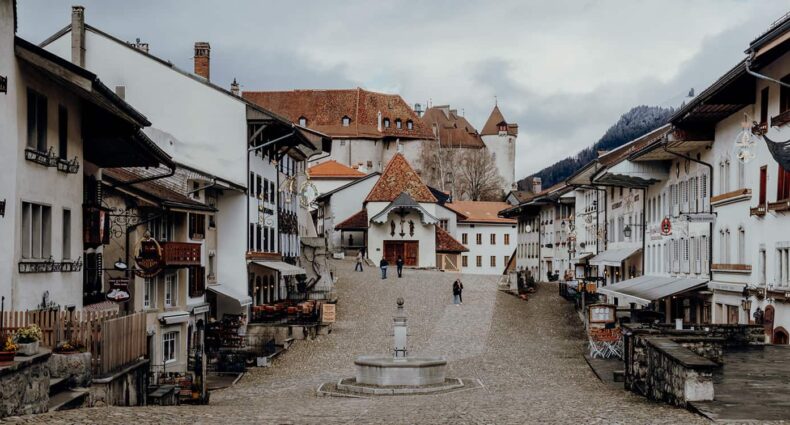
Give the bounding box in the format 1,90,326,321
16,261,705,424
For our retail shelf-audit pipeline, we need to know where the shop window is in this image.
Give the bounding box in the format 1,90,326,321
163,331,178,364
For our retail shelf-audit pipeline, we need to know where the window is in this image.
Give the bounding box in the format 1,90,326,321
738,227,745,264
248,223,255,251
144,278,155,309
476,233,482,245
761,87,770,125
504,255,510,267
476,256,482,267
62,209,71,260
298,116,307,127
406,120,413,130
383,118,390,128
256,175,262,199
58,105,67,159
395,119,402,129
504,234,510,245
779,247,790,286
249,172,255,198
26,88,47,152
490,256,496,267
342,116,351,127
461,233,468,245
490,234,496,245
759,248,767,285
760,166,768,205
164,273,176,307
189,266,206,297
21,202,51,259
462,256,468,267
737,161,745,189
780,74,790,114
256,224,262,252
778,165,790,201
189,213,205,240
162,331,177,364
439,219,448,230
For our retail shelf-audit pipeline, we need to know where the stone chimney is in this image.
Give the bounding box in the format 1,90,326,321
532,177,542,193
194,42,210,80
71,5,85,67
230,78,239,96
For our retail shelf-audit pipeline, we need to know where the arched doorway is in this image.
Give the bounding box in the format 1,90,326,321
764,305,775,342
773,327,789,345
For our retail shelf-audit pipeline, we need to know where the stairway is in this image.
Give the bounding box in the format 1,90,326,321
47,377,89,412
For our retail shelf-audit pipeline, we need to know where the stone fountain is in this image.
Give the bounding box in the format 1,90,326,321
323,298,466,396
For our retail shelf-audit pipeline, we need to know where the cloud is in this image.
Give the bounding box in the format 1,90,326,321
15,0,790,179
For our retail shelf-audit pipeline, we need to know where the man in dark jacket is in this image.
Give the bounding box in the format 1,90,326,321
380,258,389,279
396,256,404,278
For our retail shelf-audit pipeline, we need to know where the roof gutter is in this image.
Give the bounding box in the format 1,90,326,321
745,52,790,89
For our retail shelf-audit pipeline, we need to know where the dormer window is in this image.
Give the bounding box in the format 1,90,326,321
342,116,351,127
395,119,402,129
407,120,414,130
298,116,308,127
383,118,391,128
498,123,507,132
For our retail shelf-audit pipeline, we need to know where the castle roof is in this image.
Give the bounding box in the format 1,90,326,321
420,106,485,149
307,160,366,179
365,153,437,203
481,105,518,136
243,88,434,140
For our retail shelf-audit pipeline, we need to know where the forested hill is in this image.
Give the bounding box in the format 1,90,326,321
518,105,675,190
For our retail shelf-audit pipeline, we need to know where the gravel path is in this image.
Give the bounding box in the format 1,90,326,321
14,260,706,424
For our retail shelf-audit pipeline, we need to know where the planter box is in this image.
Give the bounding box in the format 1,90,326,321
17,341,39,356
0,351,15,362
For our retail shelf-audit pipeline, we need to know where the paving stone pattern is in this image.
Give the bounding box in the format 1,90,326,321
12,261,705,424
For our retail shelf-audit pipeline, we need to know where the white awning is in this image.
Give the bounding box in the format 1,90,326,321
597,275,708,306
574,252,595,263
158,311,190,325
207,284,253,307
252,261,306,276
589,247,642,267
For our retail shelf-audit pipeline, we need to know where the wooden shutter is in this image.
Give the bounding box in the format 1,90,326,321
189,266,206,297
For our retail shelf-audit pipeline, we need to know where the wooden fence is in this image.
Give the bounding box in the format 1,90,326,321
1,310,147,376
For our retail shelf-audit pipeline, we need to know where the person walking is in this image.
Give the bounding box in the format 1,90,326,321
355,249,364,272
396,256,404,278
452,279,462,305
457,278,464,304
380,258,389,279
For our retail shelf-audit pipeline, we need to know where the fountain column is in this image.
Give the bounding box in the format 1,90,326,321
393,297,407,359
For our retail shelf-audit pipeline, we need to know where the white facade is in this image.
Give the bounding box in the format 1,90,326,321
365,202,437,268
457,223,516,275
316,174,380,250
482,132,517,192
315,137,425,174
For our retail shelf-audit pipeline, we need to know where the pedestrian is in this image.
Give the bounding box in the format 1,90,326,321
458,278,464,304
355,249,364,272
396,256,404,278
452,279,462,305
380,257,389,279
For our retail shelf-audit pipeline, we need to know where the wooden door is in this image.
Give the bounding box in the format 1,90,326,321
404,242,419,266
383,241,404,265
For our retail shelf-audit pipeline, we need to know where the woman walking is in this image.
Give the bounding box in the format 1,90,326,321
355,249,364,272
452,279,463,305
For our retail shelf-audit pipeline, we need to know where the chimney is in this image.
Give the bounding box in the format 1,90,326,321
71,5,85,67
414,103,423,117
532,177,542,194
194,42,210,80
377,111,382,132
230,78,240,96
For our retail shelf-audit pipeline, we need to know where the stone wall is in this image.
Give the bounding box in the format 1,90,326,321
48,352,91,387
0,351,51,418
89,359,148,407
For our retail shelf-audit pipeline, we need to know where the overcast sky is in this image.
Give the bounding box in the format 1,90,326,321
17,1,790,179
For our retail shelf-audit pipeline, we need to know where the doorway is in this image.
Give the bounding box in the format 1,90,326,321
383,241,419,266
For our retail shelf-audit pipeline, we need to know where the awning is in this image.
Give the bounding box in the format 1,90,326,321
594,160,668,187
207,284,253,307
598,275,708,306
589,247,642,267
252,261,306,276
158,311,190,325
574,252,595,263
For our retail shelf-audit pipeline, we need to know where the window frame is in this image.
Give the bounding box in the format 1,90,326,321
162,331,178,364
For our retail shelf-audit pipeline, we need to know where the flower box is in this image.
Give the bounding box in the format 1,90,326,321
0,351,16,362
17,341,39,356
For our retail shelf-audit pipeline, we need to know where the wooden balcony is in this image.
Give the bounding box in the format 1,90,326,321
711,188,751,205
711,263,752,272
771,110,790,128
768,199,790,213
161,242,201,267
750,205,767,217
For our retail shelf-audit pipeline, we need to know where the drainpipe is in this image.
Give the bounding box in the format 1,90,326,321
662,142,714,278
745,53,790,90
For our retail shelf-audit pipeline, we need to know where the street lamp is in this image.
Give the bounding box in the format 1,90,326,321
623,224,633,239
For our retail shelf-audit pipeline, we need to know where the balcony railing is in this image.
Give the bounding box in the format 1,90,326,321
161,242,201,267
750,205,767,217
768,199,790,213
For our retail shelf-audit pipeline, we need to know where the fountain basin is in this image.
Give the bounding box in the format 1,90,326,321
354,355,447,386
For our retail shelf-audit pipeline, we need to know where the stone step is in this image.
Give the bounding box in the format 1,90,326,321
613,370,625,382
47,388,88,412
48,377,68,396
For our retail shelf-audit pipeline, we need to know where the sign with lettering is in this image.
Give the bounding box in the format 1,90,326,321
680,213,716,223
321,303,336,323
106,278,130,302
133,236,163,278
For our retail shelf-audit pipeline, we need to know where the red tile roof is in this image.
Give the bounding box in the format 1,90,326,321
445,201,517,224
242,88,434,140
334,209,369,230
435,226,469,253
365,153,437,203
480,105,518,136
102,168,210,210
308,160,366,179
420,106,486,149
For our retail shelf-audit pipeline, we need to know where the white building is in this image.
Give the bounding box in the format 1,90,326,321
480,105,519,193
0,2,171,311
307,160,366,198
444,202,516,275
315,173,380,252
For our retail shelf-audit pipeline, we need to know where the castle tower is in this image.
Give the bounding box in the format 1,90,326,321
480,104,518,194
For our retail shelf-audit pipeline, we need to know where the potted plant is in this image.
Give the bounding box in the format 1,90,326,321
53,339,85,355
0,336,17,362
15,324,42,356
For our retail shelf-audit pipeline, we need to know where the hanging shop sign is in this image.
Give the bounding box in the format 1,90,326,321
133,236,163,278
106,278,130,303
680,212,716,223
321,303,336,324
660,217,672,236
0,75,7,94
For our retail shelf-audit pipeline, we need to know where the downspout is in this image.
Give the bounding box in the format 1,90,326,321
745,53,790,89
641,187,646,276
662,142,714,277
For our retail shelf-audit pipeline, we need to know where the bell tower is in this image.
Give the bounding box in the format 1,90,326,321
480,104,518,193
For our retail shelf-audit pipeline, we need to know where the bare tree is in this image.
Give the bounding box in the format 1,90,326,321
456,148,505,201
418,139,460,195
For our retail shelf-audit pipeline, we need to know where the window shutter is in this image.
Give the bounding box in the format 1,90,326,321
189,266,206,297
